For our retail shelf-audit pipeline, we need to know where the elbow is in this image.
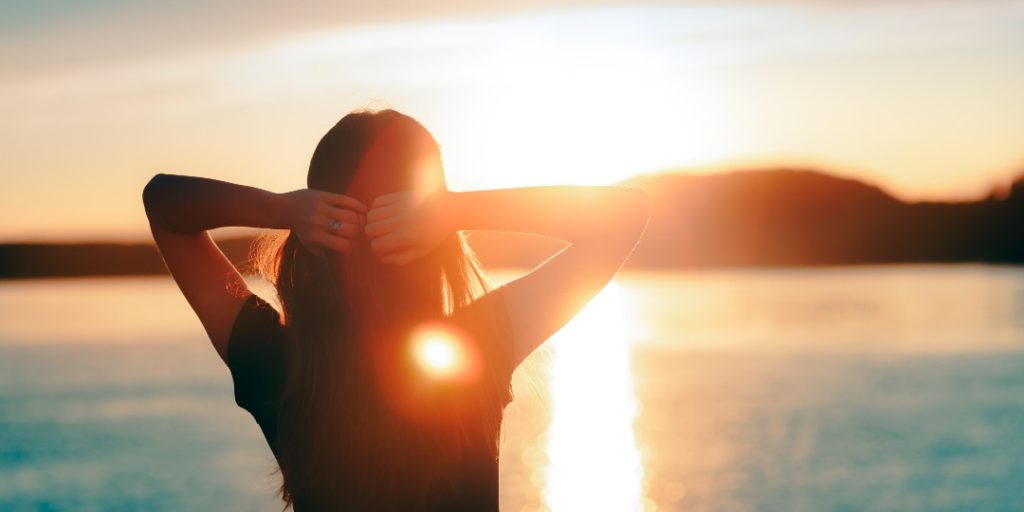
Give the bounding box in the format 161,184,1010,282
584,186,648,254
620,186,650,239
142,173,172,221
142,173,166,207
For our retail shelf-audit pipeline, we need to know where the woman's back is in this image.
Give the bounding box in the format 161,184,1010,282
227,289,517,510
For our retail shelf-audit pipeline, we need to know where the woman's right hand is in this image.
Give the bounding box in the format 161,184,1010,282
280,189,367,255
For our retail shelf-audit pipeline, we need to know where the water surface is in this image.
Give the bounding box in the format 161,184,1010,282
1,266,1022,511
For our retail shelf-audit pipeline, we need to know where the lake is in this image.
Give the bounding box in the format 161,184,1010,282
1,266,1023,511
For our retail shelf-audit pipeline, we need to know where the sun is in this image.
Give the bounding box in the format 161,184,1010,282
432,29,721,191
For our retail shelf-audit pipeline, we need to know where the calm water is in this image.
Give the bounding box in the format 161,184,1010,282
1,266,1023,511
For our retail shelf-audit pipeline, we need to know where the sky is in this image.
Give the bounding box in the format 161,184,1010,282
2,0,1023,241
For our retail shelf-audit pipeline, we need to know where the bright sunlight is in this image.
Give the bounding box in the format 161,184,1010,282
409,323,480,382
420,338,456,372
544,282,649,511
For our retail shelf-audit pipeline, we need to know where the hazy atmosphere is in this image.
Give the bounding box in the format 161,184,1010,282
3,2,1024,512
3,0,1023,241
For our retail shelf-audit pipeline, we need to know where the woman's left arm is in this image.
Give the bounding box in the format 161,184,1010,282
142,173,365,362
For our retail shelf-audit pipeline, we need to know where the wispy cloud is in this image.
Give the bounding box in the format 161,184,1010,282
2,1,1023,239
6,2,1022,123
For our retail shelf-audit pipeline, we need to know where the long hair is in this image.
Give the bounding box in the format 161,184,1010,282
254,110,509,509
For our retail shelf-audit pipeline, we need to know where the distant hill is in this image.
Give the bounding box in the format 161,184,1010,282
471,169,1024,268
0,239,255,280
620,169,1024,267
2,169,1024,279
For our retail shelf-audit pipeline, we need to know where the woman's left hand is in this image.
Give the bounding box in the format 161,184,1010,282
363,190,451,264
280,189,367,255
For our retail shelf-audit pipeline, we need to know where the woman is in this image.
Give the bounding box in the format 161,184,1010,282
143,109,648,510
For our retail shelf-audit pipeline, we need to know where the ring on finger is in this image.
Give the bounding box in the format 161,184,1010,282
328,219,343,233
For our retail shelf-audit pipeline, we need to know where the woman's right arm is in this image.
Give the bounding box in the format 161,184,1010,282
365,186,649,367
143,173,365,362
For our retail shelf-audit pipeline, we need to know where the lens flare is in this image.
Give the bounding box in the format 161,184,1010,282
418,335,458,375
409,323,480,383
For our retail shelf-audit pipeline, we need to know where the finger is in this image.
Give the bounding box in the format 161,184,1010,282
370,234,405,257
371,192,404,209
324,207,363,225
365,205,396,223
318,215,362,239
363,219,393,239
328,221,360,239
322,192,367,213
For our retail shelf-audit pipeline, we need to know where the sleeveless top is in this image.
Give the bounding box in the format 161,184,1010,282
226,292,516,511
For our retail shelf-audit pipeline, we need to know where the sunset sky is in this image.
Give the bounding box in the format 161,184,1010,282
2,0,1023,241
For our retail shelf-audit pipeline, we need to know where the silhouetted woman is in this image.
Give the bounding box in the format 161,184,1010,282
142,109,648,510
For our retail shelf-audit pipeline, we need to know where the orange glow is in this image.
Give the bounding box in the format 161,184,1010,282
3,6,1023,241
543,282,648,511
418,336,457,374
409,323,481,383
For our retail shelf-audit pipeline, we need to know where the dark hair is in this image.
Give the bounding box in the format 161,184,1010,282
254,110,508,509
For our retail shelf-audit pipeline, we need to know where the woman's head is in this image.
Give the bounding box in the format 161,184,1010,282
278,109,479,337
306,109,445,205
255,109,503,509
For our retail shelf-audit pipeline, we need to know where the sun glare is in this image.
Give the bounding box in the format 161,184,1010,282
409,324,479,382
544,282,649,511
434,20,721,191
420,337,457,372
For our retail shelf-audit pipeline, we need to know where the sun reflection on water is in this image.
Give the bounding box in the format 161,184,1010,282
543,282,648,511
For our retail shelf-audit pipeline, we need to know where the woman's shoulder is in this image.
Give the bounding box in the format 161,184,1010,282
448,289,516,381
449,289,512,342
228,294,285,353
226,293,287,410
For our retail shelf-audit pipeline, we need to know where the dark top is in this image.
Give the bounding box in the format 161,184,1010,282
226,292,516,511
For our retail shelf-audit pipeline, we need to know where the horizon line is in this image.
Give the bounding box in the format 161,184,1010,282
2,165,1022,246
